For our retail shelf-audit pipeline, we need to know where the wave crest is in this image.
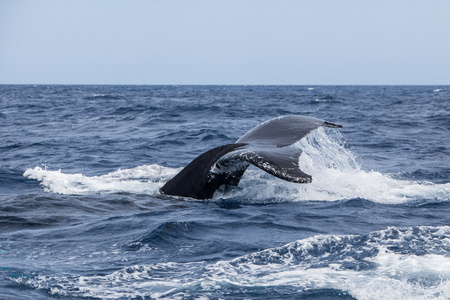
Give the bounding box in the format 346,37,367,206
10,226,450,299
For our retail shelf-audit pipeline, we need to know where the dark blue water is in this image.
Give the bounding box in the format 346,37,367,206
1,85,449,299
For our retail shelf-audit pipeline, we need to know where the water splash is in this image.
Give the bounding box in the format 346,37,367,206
227,128,450,204
24,164,179,195
24,128,449,203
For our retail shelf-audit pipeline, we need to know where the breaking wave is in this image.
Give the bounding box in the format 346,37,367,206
10,226,450,299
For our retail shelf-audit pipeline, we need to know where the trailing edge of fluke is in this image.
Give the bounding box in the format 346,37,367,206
161,115,342,199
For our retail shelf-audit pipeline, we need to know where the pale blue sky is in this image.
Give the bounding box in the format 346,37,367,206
1,0,449,85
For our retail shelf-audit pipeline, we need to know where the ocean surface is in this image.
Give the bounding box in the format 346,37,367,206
0,85,449,299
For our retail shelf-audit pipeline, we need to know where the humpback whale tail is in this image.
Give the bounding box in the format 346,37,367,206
161,115,342,199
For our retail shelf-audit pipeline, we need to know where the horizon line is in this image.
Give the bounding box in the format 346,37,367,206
1,83,449,87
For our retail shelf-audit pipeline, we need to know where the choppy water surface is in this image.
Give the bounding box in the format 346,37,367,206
0,85,449,299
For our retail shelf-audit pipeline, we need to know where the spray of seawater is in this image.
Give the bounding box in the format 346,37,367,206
24,128,449,204
228,128,449,204
24,165,180,195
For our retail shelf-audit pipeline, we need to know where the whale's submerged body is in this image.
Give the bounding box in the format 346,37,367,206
161,115,342,199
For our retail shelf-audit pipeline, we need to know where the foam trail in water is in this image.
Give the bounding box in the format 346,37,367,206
11,226,450,299
204,226,450,300
24,165,180,195
227,128,450,204
24,128,449,203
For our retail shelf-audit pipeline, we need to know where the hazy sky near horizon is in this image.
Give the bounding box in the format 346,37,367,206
1,0,449,85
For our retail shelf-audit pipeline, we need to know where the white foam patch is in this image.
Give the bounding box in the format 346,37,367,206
12,226,450,299
11,262,204,299
207,253,450,300
24,165,180,195
204,226,450,299
226,128,450,204
24,128,449,203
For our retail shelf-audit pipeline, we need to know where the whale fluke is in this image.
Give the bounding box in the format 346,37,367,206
161,115,342,199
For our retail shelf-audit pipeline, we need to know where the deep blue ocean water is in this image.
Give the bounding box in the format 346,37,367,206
0,85,449,299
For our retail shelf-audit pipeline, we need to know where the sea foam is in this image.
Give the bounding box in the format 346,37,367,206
24,164,180,195
11,226,450,299
224,128,450,204
24,128,449,204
